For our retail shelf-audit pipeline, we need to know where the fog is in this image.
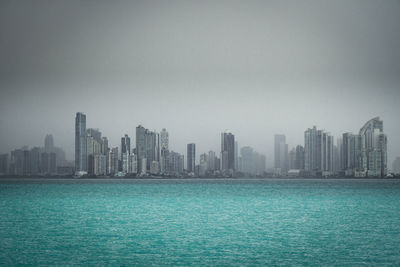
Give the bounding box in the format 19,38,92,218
1,0,399,167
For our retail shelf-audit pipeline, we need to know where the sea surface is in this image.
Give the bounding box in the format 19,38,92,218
1,178,400,266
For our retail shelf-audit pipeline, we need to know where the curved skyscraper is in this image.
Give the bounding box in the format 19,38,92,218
359,117,387,177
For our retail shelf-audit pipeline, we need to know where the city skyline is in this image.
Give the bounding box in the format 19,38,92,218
0,112,397,168
0,112,392,177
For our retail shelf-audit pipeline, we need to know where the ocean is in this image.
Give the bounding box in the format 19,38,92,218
1,178,400,266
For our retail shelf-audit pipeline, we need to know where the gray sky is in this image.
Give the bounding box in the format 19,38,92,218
1,0,399,167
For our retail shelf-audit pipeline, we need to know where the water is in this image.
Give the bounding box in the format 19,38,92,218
1,178,400,266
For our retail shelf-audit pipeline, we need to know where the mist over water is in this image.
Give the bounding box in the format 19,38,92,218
1,1,400,166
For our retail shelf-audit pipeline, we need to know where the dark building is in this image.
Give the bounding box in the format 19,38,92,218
187,143,196,173
136,125,160,174
295,145,305,170
121,134,131,156
0,154,8,174
29,147,41,175
75,112,87,173
221,132,235,171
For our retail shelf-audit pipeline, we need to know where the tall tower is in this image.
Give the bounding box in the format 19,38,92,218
221,131,235,172
44,134,54,153
187,143,196,173
359,117,387,177
75,112,87,173
135,125,160,174
160,128,169,150
121,134,131,156
274,134,288,173
136,125,146,173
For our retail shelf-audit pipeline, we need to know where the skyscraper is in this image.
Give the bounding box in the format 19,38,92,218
135,125,160,174
121,134,131,157
304,126,334,175
187,143,196,173
274,134,288,174
341,132,362,175
239,146,266,175
121,134,131,172
221,131,235,172
44,134,54,153
136,125,146,173
295,145,305,170
208,150,216,171
359,117,387,177
0,154,8,174
160,128,169,150
75,112,87,173
234,141,238,170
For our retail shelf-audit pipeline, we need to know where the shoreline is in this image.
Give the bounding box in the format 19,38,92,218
1,175,400,180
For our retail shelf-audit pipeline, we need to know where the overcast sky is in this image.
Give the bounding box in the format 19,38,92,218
1,0,399,167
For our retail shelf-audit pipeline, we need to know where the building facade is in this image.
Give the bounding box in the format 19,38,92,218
75,112,87,173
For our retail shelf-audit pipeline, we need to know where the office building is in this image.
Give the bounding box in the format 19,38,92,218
359,117,387,177
221,131,235,172
136,125,159,174
187,143,196,173
75,112,87,173
274,134,288,174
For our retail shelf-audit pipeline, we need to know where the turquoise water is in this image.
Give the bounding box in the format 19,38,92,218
1,179,400,266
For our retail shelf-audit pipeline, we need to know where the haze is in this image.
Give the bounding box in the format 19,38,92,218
1,0,399,167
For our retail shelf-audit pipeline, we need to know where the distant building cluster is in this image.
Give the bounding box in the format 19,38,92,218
0,114,393,178
274,117,389,178
0,134,71,176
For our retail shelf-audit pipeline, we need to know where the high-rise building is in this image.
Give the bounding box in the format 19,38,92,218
187,143,196,173
121,134,131,158
304,126,334,175
295,145,305,170
199,153,208,176
136,125,146,173
359,117,387,177
208,150,216,171
121,134,131,172
160,148,169,174
107,147,119,175
274,134,288,174
239,146,266,175
0,154,8,174
75,112,87,173
128,154,137,174
44,134,54,153
160,128,169,150
240,146,254,174
29,147,41,175
221,131,235,172
10,149,24,175
234,141,239,171
150,161,160,175
136,125,160,174
94,154,107,176
288,148,296,170
341,132,362,175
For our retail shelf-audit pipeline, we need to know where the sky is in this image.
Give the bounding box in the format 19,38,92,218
1,0,399,167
